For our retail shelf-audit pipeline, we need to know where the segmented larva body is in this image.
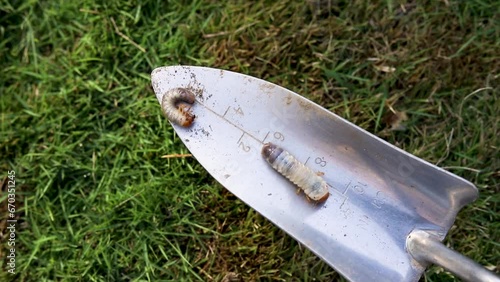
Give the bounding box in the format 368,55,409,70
262,143,329,202
161,88,196,127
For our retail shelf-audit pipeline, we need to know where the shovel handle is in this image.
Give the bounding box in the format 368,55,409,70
407,230,499,282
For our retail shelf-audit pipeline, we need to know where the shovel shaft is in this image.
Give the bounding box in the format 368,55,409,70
407,230,499,282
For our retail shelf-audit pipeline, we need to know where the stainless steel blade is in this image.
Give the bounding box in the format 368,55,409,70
151,66,480,281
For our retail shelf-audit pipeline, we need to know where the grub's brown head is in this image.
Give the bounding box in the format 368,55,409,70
261,143,283,164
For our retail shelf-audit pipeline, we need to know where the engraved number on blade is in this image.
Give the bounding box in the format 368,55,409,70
353,182,366,195
273,132,285,141
372,191,386,209
315,157,327,167
233,107,244,115
239,141,251,152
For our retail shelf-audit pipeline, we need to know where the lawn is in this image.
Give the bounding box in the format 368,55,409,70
1,0,499,281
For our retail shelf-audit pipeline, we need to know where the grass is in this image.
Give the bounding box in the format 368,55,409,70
1,0,499,281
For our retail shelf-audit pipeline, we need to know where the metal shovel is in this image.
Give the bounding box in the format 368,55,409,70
151,66,499,282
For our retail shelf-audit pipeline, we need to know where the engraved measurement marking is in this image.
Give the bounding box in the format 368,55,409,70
315,157,327,167
357,217,369,230
372,191,386,209
233,107,244,115
262,131,270,143
198,103,263,144
222,106,230,117
344,181,367,195
342,181,386,209
304,157,311,165
223,106,245,117
339,196,349,210
273,132,285,141
353,182,366,195
342,181,352,194
238,141,251,152
237,132,245,143
237,132,253,153
262,131,286,143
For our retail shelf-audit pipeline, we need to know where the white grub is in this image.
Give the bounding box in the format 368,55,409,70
262,143,329,202
161,88,196,127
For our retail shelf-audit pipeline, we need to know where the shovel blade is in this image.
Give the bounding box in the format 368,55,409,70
151,66,478,281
